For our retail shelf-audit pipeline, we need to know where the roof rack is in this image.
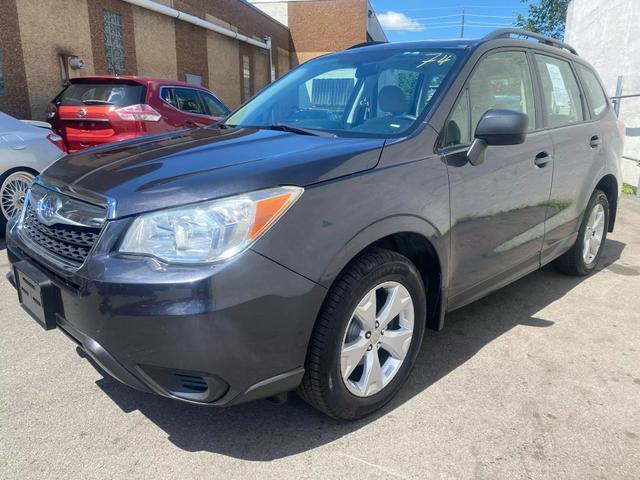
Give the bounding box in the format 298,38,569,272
484,28,578,56
347,41,388,50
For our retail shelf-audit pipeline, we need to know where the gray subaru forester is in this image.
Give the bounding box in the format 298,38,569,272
7,29,622,419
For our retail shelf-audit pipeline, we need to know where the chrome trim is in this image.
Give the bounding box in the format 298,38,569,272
16,186,108,272
60,117,110,122
29,184,107,228
34,177,117,219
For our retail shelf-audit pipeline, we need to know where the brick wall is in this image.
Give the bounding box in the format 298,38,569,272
6,0,294,119
0,0,31,119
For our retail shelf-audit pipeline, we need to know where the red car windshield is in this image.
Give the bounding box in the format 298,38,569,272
57,83,146,107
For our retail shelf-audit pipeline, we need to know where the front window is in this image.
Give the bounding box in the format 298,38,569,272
225,48,464,137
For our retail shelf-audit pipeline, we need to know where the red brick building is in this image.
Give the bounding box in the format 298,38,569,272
0,0,386,120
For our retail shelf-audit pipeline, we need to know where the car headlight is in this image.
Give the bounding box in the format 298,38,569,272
118,186,303,264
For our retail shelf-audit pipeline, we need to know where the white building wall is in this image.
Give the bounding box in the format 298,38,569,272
565,0,640,187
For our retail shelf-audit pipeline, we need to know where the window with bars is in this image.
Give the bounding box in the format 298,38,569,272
242,55,251,101
0,50,5,96
103,10,125,74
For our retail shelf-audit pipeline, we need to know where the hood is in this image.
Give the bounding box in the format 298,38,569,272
40,126,385,218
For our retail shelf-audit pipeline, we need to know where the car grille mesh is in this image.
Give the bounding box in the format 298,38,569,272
22,205,100,266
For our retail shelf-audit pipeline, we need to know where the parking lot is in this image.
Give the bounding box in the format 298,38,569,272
1,195,639,480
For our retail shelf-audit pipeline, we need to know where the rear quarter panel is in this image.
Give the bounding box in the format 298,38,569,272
0,127,63,175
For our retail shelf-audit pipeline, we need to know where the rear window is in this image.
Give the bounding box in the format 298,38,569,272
577,65,609,118
57,82,146,107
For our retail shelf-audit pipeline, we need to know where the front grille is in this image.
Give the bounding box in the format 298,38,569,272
22,204,101,266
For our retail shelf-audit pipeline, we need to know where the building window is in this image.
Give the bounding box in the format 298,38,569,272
103,10,125,74
242,55,251,101
0,50,5,96
184,73,203,86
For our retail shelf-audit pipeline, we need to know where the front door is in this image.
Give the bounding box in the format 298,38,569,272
442,50,554,308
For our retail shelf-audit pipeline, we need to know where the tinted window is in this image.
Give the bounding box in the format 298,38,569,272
469,51,536,134
201,92,229,116
226,48,463,138
173,88,206,114
445,90,470,147
577,64,608,117
58,83,145,107
160,87,175,107
535,54,584,127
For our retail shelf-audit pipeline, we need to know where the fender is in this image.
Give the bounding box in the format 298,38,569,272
317,214,449,289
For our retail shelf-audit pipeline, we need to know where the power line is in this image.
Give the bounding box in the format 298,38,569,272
422,24,512,30
465,13,516,18
384,5,523,11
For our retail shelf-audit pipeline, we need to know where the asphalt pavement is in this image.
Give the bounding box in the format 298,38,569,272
1,196,639,479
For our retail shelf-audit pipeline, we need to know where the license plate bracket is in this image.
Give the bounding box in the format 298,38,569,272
14,260,60,330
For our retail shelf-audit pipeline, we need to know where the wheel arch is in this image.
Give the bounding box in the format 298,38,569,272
595,174,618,232
319,215,448,332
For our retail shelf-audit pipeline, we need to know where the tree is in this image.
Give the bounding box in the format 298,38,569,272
515,0,569,39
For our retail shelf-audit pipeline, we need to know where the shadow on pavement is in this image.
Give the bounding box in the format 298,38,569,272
90,239,626,460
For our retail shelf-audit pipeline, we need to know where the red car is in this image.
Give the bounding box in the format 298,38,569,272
48,76,230,153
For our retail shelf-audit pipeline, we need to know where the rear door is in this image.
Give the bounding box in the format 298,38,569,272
533,54,604,262
54,80,146,152
443,50,554,308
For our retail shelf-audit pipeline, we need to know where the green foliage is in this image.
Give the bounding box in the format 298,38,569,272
515,0,569,39
393,71,418,101
622,183,637,195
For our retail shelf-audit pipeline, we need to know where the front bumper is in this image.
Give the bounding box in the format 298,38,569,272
6,229,326,406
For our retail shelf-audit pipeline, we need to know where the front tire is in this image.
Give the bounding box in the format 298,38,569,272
0,169,36,228
299,248,426,420
554,189,609,276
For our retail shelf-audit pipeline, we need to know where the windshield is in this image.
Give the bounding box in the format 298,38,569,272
225,47,464,137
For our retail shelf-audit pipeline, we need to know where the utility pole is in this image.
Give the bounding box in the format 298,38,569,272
460,8,465,38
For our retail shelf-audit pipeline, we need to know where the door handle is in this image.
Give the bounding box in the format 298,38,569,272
590,135,602,148
534,151,553,168
184,120,196,127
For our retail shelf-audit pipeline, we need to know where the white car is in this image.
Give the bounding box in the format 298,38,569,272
0,112,66,226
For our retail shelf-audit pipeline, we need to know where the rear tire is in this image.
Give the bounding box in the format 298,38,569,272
554,189,609,276
298,247,426,420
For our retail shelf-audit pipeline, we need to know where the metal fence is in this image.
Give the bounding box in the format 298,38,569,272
611,75,640,199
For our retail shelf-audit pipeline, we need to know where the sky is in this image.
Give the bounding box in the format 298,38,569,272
370,0,530,42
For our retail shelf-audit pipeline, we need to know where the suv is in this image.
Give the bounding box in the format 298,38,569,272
48,76,229,152
7,30,622,420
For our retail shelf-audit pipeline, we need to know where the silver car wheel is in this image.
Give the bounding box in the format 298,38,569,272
582,203,605,265
1,171,34,221
340,281,415,397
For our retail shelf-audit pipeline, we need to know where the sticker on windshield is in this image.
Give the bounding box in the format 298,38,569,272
416,53,454,68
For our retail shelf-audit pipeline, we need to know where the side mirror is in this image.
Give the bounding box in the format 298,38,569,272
467,109,529,166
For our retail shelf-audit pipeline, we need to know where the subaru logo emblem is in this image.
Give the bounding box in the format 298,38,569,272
78,108,87,118
36,194,62,226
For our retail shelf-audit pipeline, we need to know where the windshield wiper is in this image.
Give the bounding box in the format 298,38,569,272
264,124,336,137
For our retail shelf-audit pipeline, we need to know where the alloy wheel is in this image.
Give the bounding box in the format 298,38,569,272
582,203,605,265
340,281,415,397
1,171,34,221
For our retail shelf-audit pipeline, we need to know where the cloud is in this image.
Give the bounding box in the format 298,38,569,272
377,11,425,32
